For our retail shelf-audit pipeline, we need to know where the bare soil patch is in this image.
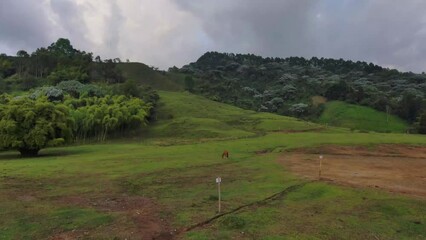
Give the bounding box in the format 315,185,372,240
53,195,174,240
1,175,175,239
278,144,426,199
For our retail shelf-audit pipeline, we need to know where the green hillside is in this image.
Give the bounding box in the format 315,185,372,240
318,101,408,133
1,90,426,239
117,62,186,91
1,93,425,239
116,61,418,135
144,91,323,140
178,52,426,124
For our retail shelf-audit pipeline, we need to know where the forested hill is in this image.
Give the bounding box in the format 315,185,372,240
176,52,426,127
0,38,162,156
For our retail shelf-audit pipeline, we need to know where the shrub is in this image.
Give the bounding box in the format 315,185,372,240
220,215,246,229
29,87,64,102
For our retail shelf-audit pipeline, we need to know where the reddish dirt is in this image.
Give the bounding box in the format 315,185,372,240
51,195,175,240
278,144,426,199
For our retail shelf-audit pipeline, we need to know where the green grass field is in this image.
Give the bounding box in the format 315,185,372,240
143,91,322,141
0,92,425,239
317,101,408,133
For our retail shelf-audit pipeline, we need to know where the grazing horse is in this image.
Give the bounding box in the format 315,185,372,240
222,150,229,159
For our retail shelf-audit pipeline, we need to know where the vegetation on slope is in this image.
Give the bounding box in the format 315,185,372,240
2,40,425,136
144,91,322,140
117,62,186,91
318,101,408,133
176,51,426,130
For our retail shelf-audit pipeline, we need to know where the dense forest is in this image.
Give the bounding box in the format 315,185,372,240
175,52,426,132
0,38,159,156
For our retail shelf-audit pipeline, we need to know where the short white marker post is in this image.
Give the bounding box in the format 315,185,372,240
319,155,323,179
216,177,221,213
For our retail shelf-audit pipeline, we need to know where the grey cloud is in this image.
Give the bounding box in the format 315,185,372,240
175,0,318,56
49,0,90,49
176,0,426,72
0,0,53,54
1,0,426,72
101,0,125,57
313,0,426,71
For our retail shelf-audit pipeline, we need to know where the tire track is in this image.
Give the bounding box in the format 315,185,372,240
178,181,313,234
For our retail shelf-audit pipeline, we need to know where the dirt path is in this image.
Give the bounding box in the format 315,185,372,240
272,127,325,133
278,145,426,199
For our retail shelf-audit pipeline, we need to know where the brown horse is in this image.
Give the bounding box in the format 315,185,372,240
222,150,229,159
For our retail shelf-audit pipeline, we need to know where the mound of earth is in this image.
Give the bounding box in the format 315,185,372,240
278,145,426,199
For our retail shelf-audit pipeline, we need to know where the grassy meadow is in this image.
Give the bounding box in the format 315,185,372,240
318,101,408,133
144,91,322,140
0,91,425,239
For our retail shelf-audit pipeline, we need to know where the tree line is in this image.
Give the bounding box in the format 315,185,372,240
0,38,125,93
0,93,152,157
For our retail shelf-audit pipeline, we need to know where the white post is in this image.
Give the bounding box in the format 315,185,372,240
319,155,323,179
218,181,221,213
216,177,221,213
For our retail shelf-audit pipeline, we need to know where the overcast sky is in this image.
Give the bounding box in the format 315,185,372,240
1,0,426,72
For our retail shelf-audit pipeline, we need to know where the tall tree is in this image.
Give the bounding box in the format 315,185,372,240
47,38,76,57
0,95,72,157
15,50,30,77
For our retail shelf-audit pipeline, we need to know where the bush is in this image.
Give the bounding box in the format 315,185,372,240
20,75,38,91
56,80,104,98
65,95,152,141
47,66,89,85
289,103,309,117
29,86,64,102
